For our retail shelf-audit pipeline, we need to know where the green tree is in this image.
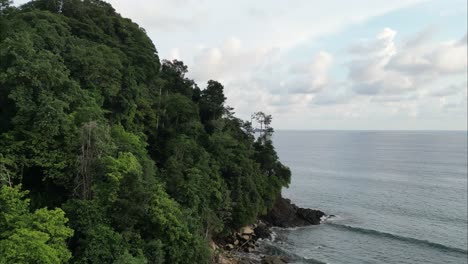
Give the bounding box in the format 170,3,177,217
160,60,196,97
0,0,12,13
0,185,73,264
199,80,226,133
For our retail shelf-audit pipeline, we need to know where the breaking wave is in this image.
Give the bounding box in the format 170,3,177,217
327,223,468,255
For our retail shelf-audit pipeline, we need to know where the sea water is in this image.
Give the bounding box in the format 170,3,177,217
264,131,467,264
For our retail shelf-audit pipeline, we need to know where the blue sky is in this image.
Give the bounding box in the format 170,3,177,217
15,0,468,130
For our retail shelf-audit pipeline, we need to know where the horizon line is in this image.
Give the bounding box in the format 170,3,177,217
274,129,468,132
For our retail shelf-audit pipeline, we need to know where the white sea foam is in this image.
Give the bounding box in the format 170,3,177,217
270,230,277,242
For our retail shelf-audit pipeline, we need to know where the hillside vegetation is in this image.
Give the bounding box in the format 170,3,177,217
0,0,291,263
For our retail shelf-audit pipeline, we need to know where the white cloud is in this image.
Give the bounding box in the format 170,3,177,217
389,33,467,74
349,27,412,95
189,37,282,86
350,27,398,57
288,52,333,94
427,40,467,73
187,26,466,128
348,28,467,97
429,81,467,97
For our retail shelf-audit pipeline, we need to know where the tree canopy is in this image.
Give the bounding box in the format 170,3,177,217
0,1,291,263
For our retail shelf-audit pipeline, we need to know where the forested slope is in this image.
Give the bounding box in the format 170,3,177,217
0,1,291,263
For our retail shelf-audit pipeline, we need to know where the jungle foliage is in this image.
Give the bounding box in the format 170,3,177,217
0,1,291,263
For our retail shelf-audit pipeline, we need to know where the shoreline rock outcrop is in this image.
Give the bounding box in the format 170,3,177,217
213,194,326,263
262,195,325,228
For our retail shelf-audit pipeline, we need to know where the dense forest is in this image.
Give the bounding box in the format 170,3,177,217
0,0,291,263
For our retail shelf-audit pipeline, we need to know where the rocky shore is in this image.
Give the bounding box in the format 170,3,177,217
261,195,325,228
212,195,326,264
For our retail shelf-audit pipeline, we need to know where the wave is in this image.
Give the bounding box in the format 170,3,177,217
327,223,468,255
320,214,343,223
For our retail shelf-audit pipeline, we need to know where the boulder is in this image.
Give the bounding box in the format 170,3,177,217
241,235,250,241
254,222,272,240
209,240,219,250
240,226,255,235
296,207,325,225
225,244,234,250
262,195,325,228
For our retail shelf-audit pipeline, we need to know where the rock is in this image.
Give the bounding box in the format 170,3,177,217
217,255,238,264
262,195,325,228
240,226,255,235
254,222,272,240
296,207,325,225
261,256,289,264
209,240,219,250
234,239,239,246
241,235,250,241
225,244,234,250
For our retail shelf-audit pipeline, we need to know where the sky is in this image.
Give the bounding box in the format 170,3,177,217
16,0,468,130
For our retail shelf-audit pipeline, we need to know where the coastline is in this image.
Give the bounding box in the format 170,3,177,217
212,194,326,264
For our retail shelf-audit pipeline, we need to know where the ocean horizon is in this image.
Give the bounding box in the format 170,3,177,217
261,130,468,264
276,129,468,132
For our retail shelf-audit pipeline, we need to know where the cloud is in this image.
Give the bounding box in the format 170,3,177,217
288,52,333,94
349,27,398,56
186,26,466,129
429,81,467,97
348,28,467,97
426,39,467,74
348,28,414,95
312,83,353,105
189,37,282,84
388,33,467,74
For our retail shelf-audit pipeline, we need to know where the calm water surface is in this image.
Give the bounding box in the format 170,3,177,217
262,131,467,264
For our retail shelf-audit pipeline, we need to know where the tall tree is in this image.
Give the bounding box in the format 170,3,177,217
200,80,226,125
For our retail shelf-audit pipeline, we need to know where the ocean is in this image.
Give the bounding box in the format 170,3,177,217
262,130,468,264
